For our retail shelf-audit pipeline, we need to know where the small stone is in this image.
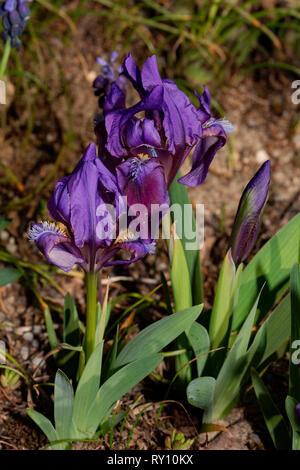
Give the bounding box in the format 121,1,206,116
46,133,55,143
87,70,97,83
256,149,270,164
32,356,42,367
0,231,9,241
32,339,39,348
33,325,42,335
23,332,34,342
6,237,17,254
293,134,300,151
246,119,257,128
20,346,29,360
15,326,31,335
156,262,168,271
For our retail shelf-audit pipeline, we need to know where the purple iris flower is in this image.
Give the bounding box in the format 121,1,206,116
97,54,233,194
29,143,156,273
0,0,32,49
230,160,271,265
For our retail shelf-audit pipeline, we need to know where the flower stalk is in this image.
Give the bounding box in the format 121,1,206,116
85,270,99,361
0,36,11,80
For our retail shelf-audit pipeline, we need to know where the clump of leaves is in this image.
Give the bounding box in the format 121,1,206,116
165,429,195,450
0,368,20,390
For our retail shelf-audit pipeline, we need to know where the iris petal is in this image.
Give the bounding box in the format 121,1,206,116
33,230,84,272
179,126,226,187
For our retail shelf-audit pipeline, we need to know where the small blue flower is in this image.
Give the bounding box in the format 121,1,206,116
93,51,126,107
0,0,32,49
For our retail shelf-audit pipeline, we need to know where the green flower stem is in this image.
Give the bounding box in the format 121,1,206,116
85,270,99,361
0,38,11,81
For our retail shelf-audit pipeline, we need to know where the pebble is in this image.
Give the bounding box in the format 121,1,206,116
46,133,55,143
23,332,34,342
15,326,31,335
32,339,39,348
32,356,42,367
33,325,42,335
0,231,9,241
16,304,25,314
256,149,270,164
6,237,17,254
156,262,169,271
87,70,97,82
293,134,300,151
20,346,29,360
246,119,257,128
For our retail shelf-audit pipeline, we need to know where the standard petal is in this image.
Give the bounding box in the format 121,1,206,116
196,85,211,122
67,143,106,249
141,55,162,90
48,176,71,226
162,80,202,149
105,85,164,157
121,53,143,94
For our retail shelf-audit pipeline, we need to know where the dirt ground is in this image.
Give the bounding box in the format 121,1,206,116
0,9,299,450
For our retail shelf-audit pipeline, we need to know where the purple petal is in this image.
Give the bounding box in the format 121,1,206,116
48,143,121,255
124,119,143,148
4,0,15,12
141,55,162,90
196,85,211,118
105,85,164,157
96,57,108,66
29,223,84,272
121,53,143,95
110,51,118,63
104,82,126,114
116,155,169,210
178,125,226,187
93,75,107,90
162,80,202,149
67,143,109,249
48,176,71,227
101,240,152,267
142,118,161,147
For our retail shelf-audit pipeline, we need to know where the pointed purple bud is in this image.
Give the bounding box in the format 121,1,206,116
230,160,271,265
296,403,300,421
